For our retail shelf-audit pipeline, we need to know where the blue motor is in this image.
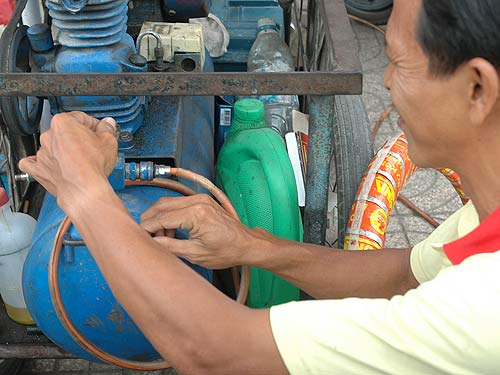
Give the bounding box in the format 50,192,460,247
22,0,216,363
29,0,146,133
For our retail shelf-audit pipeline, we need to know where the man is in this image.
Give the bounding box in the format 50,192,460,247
19,0,500,373
0,0,15,26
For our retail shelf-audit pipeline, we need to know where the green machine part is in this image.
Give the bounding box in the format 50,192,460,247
216,99,302,308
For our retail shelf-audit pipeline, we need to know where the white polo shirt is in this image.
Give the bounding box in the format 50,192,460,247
270,202,500,374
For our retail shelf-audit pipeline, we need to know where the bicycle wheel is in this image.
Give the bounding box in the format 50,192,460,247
345,0,393,25
327,95,373,248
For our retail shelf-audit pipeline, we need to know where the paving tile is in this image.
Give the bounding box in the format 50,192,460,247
385,231,411,249
401,170,462,214
22,359,56,373
57,359,90,372
89,361,123,373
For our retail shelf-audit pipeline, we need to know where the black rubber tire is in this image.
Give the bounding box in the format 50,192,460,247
345,0,393,25
0,359,24,375
332,95,373,247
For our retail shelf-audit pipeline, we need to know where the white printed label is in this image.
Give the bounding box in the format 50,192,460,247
220,108,232,126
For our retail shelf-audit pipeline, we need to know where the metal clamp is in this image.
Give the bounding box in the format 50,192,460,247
62,233,85,247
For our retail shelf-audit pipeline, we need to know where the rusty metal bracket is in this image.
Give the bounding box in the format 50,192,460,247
0,71,361,97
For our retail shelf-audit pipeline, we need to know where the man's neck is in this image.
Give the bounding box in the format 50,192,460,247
460,161,500,222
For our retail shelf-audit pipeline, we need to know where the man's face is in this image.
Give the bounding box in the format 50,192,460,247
384,0,471,169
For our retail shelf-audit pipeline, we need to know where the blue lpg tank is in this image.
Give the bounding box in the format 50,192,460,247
23,186,212,362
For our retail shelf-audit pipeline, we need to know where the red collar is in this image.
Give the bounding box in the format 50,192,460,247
444,204,500,265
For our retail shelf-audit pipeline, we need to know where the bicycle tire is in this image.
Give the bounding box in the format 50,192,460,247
345,0,393,25
332,95,373,247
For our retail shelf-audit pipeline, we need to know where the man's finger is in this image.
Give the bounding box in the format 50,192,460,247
65,111,101,131
152,236,195,260
140,207,196,234
141,195,214,221
18,157,57,194
96,117,117,135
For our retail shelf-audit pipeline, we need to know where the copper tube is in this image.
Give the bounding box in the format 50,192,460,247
49,173,249,370
397,194,440,228
126,178,197,196
348,14,386,35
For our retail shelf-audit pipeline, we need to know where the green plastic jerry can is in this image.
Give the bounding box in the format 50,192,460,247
216,99,302,308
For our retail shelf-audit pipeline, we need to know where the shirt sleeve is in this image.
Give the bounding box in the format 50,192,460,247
270,252,500,375
410,201,479,284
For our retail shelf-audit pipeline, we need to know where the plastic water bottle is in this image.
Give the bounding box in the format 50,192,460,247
0,187,36,324
247,17,299,137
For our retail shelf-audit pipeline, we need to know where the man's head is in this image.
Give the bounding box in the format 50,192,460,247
385,0,500,171
418,1,500,77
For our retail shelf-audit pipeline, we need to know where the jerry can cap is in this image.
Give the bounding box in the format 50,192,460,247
231,99,267,133
234,99,264,121
0,188,8,207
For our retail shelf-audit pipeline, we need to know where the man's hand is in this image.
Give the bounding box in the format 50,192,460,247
140,194,269,269
18,111,118,213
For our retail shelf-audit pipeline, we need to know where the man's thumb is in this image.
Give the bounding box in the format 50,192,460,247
18,156,37,175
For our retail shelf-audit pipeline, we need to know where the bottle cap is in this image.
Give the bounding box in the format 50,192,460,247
256,18,279,34
231,99,267,133
0,188,9,207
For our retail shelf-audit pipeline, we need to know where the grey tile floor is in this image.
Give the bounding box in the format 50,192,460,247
19,20,463,374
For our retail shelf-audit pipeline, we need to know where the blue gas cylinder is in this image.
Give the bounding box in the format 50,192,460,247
23,185,212,362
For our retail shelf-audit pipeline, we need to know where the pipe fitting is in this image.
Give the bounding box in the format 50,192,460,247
136,30,162,55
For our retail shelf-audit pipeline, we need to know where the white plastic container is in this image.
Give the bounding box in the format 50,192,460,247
0,188,36,324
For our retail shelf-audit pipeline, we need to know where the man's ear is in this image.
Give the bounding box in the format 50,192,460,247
467,58,500,127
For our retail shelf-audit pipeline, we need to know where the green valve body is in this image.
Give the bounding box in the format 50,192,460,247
216,99,302,307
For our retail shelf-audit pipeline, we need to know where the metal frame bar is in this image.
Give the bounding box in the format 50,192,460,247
0,71,361,97
303,95,335,245
0,0,362,358
0,344,77,359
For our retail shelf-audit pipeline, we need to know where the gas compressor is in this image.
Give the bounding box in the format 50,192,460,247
0,0,286,366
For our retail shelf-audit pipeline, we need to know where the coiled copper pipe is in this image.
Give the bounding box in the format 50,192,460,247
49,172,249,370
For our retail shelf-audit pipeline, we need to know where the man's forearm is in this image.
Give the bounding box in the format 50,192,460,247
246,229,419,299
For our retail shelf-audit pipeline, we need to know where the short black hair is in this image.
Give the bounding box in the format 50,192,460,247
417,0,500,75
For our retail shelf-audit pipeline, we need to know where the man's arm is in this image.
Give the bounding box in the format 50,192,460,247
66,182,286,374
140,195,420,300
19,113,288,374
249,232,418,299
